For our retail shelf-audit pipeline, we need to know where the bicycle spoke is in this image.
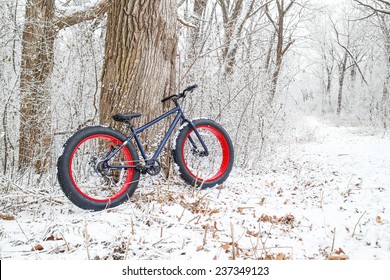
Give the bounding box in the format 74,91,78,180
70,135,134,202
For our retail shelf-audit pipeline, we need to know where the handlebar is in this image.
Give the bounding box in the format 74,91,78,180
183,84,198,93
161,84,198,103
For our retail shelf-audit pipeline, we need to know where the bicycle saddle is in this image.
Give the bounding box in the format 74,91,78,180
112,113,142,122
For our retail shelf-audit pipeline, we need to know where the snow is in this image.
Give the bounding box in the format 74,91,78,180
1,116,389,260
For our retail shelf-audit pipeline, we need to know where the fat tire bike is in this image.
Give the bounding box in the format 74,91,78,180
57,85,234,211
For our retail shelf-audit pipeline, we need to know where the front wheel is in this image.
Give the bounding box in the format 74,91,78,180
172,119,234,188
57,126,140,211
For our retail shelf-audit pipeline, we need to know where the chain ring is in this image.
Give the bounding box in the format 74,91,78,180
146,160,161,176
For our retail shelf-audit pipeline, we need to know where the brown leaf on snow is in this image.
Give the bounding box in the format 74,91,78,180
258,214,295,224
237,205,255,213
209,209,220,215
376,216,382,224
281,214,295,224
259,214,273,223
196,246,204,251
327,255,348,260
32,244,44,251
334,248,345,255
0,214,15,220
221,242,230,252
44,235,63,241
261,253,290,260
276,253,287,260
246,230,260,237
259,197,266,206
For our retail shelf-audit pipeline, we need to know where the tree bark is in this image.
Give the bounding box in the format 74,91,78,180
379,14,390,128
182,0,208,83
219,0,259,76
320,46,334,113
99,0,178,146
188,0,208,58
337,51,348,115
18,0,56,173
266,0,295,101
18,0,109,174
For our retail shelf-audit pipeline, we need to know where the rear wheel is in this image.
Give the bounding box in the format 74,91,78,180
57,126,140,211
173,119,234,188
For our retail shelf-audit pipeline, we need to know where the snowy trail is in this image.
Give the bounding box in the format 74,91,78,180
275,116,390,259
1,116,389,260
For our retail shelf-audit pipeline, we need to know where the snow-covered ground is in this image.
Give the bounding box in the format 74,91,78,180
1,116,389,260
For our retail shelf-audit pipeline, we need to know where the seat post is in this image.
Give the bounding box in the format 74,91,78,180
125,121,134,131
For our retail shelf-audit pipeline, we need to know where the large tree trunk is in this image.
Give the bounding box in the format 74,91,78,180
99,0,178,146
18,0,109,174
188,0,208,59
181,0,208,84
266,0,295,101
337,51,348,116
379,14,390,129
219,0,258,76
18,0,56,173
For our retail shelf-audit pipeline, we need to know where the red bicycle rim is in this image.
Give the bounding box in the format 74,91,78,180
69,134,134,202
181,125,230,183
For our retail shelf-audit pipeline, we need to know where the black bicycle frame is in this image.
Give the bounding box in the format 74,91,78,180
103,104,209,170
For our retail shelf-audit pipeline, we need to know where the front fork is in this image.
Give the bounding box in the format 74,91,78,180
183,119,209,157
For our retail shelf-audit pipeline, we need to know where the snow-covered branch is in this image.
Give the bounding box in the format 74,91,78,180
55,0,109,30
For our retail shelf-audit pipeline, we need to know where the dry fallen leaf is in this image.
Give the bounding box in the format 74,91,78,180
334,248,345,255
246,230,259,237
281,214,295,224
258,214,295,224
32,244,44,251
0,214,15,220
376,216,382,224
259,214,273,223
221,242,230,252
209,209,220,215
44,235,63,241
196,246,204,251
259,197,266,206
327,255,348,260
276,253,287,260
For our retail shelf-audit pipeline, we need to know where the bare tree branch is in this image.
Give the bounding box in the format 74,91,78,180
377,0,390,7
330,18,368,85
352,0,390,15
55,0,110,30
265,2,277,30
285,0,295,13
247,0,273,19
177,17,197,28
282,39,295,55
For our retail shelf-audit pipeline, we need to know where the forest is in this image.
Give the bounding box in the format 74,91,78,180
0,0,389,261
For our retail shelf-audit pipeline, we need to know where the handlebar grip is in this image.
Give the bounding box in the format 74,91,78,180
161,94,177,103
161,85,198,103
184,84,198,93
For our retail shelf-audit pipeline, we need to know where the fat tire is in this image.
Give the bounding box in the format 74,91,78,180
57,126,140,211
173,119,234,189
